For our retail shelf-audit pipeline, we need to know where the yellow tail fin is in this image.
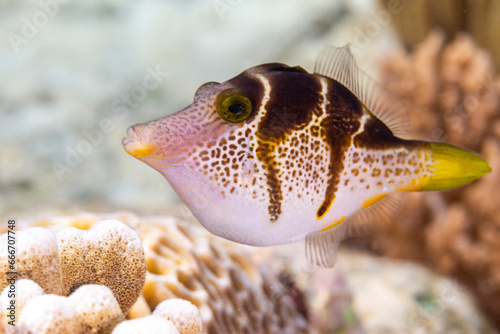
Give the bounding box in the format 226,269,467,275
420,143,491,191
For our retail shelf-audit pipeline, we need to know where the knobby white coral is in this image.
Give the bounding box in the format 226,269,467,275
152,299,202,334
68,285,125,333
0,279,44,334
0,219,148,333
112,316,180,334
24,212,309,334
57,220,146,314
2,282,124,334
18,294,82,334
0,228,63,295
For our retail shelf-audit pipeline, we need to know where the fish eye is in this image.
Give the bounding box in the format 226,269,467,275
194,81,219,100
216,89,252,123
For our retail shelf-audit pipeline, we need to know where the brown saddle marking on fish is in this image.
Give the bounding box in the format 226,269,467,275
352,112,412,150
255,71,324,222
226,68,267,123
316,79,363,220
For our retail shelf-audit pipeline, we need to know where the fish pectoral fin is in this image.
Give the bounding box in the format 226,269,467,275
313,45,410,136
305,194,400,268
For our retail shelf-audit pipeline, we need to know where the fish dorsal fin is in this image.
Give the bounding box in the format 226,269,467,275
305,194,400,267
314,45,410,136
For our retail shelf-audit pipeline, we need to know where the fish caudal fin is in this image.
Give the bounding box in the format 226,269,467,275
419,143,491,191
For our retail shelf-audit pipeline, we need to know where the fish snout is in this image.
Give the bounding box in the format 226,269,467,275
122,124,157,159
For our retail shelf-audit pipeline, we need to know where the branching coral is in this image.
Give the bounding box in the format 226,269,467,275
379,0,500,70
57,219,146,314
350,30,500,327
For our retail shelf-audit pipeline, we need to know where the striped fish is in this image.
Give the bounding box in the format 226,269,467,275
123,46,491,267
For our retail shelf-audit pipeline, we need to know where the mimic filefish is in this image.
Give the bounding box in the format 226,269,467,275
123,46,491,267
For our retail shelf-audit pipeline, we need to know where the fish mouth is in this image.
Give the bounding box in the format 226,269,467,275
122,125,157,159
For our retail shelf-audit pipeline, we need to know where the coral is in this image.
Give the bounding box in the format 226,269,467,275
0,220,146,332
12,283,124,334
152,299,202,334
68,285,125,334
111,316,180,334
379,0,500,70
349,30,500,327
27,212,309,334
134,216,309,334
7,211,495,332
0,279,44,334
0,228,63,295
126,295,152,319
57,219,146,314
18,294,82,334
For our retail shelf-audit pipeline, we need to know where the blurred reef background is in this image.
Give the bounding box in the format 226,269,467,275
1,0,500,332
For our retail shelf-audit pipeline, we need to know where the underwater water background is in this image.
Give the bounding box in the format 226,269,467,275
0,0,397,218
2,0,500,332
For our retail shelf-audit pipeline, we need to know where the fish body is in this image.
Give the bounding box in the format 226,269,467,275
123,46,490,266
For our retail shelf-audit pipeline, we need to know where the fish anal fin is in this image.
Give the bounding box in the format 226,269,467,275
305,194,400,267
305,223,347,268
313,45,410,136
